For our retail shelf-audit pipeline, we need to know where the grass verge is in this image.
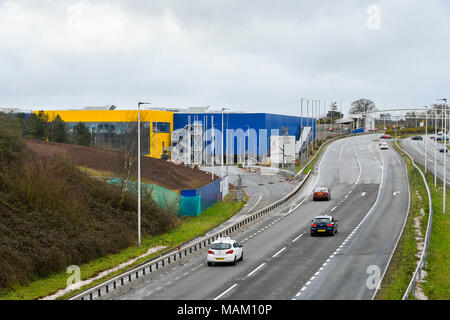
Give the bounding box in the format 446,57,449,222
421,174,450,299
375,141,428,300
0,196,245,300
376,139,449,300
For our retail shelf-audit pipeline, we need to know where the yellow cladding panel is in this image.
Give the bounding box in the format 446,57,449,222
38,110,172,123
36,109,173,159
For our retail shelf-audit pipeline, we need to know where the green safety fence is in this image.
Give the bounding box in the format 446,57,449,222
106,178,223,217
179,194,202,217
107,179,180,214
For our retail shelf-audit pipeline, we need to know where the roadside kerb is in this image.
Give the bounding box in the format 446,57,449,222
68,171,311,300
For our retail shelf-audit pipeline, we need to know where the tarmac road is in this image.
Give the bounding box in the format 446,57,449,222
201,165,295,211
117,134,409,300
399,136,449,186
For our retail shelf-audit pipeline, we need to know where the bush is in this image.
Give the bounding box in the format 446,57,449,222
0,112,26,162
0,114,180,292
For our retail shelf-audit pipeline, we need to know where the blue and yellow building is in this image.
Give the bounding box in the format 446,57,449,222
38,108,315,161
41,109,173,158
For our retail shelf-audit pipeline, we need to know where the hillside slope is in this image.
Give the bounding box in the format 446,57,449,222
0,113,180,294
26,140,217,190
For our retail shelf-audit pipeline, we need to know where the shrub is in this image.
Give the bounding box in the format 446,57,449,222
0,114,180,292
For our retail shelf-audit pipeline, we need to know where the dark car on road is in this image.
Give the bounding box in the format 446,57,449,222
311,215,338,236
439,148,449,153
411,136,423,140
313,187,330,201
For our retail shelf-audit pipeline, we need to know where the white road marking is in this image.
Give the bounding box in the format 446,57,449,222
272,247,287,258
213,284,238,300
292,234,303,242
247,263,266,277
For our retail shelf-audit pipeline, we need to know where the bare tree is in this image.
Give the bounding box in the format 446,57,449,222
349,99,376,115
350,99,376,128
116,111,151,206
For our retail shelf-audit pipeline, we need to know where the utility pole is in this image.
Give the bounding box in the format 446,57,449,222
211,115,214,180
425,109,428,173
306,99,310,160
137,102,151,246
437,98,447,214
300,98,304,166
435,108,438,188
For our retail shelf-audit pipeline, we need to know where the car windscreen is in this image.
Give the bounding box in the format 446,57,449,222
314,188,327,192
211,243,232,250
314,218,330,224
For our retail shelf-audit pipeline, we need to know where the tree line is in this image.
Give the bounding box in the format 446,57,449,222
15,111,92,146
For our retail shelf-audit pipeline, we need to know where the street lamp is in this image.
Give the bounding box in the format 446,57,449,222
300,98,305,165
437,98,447,214
221,107,230,179
137,102,151,246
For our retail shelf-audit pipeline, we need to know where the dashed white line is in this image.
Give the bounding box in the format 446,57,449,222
213,284,238,300
247,263,266,277
272,247,287,258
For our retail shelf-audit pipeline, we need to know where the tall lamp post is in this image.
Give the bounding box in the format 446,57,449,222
300,98,305,166
137,102,151,246
221,107,230,179
437,98,447,214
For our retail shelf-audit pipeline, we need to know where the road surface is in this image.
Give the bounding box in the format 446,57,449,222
117,134,409,300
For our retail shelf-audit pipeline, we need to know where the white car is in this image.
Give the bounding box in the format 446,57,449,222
207,237,243,266
380,142,389,150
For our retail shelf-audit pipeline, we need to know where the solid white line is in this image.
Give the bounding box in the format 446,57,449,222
247,263,266,277
272,247,287,258
213,284,238,300
338,142,347,162
247,195,263,213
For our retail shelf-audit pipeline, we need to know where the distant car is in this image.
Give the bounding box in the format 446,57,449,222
436,136,449,142
430,136,436,140
411,136,423,140
439,148,449,153
380,142,389,150
311,215,338,236
207,237,243,266
313,187,330,201
380,134,391,139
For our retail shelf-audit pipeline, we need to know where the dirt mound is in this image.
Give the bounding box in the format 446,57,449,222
26,140,217,191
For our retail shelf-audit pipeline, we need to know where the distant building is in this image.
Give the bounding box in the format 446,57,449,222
36,108,316,163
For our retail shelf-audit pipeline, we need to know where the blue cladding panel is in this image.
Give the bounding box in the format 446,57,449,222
173,113,316,156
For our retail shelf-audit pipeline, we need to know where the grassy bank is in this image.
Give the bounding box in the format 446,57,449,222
376,139,449,300
0,195,245,300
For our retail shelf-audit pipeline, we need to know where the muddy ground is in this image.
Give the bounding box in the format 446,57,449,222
26,140,217,191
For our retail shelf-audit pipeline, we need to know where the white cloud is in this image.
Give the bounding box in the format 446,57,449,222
0,0,449,115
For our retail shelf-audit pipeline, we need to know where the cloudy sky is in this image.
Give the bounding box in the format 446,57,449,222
0,0,449,116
